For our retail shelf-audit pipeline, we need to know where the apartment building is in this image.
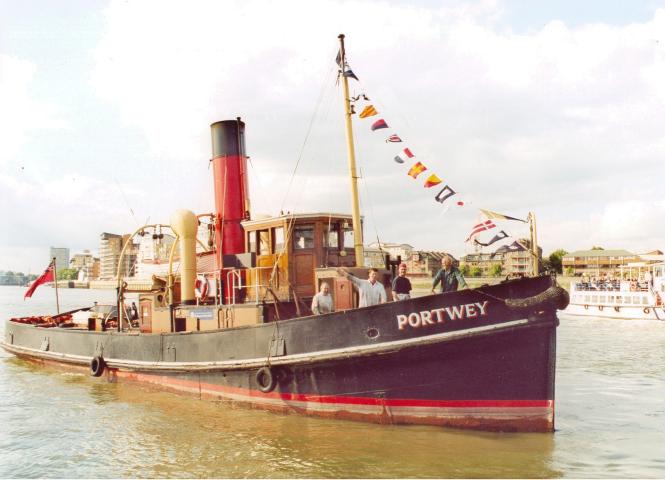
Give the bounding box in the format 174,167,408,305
49,247,70,272
562,249,640,276
99,232,139,279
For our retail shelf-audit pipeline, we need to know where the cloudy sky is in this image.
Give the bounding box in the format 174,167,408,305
2,0,665,273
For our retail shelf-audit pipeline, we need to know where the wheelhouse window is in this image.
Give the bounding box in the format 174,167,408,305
293,225,314,249
247,231,257,254
325,224,339,249
273,227,285,253
343,228,354,250
259,229,270,255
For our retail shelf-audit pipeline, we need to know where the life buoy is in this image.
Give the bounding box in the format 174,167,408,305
598,305,604,311
584,305,589,310
195,278,209,298
90,356,105,377
644,307,650,314
256,367,276,393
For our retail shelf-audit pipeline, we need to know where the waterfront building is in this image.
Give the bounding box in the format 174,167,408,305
363,245,385,268
99,233,139,279
409,251,455,277
49,247,70,272
91,257,100,279
562,249,640,277
368,242,414,263
460,239,541,277
365,241,413,269
70,250,98,280
460,252,502,276
365,242,455,276
503,240,541,276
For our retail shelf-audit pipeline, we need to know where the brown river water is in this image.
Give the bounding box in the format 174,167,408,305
1,286,664,478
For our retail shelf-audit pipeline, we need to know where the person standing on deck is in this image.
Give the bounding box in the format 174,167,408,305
337,267,387,307
431,255,468,293
130,302,139,321
311,282,334,315
392,263,412,301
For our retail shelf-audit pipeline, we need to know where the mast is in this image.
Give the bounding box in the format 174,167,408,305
338,34,364,267
529,212,539,276
52,256,60,314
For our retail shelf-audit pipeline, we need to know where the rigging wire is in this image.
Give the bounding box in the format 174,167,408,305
246,155,271,215
358,165,384,253
279,71,338,216
113,178,138,225
280,46,339,214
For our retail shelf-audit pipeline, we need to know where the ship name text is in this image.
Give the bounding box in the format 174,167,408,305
396,301,489,330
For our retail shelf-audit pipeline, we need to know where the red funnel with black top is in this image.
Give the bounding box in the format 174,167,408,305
210,118,249,269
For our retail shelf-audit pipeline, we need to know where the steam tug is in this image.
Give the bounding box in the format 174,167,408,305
2,35,568,432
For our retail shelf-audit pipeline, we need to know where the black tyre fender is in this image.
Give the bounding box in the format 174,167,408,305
644,307,650,315
90,356,105,377
584,304,589,310
598,305,604,311
256,366,276,393
614,306,620,312
505,285,570,312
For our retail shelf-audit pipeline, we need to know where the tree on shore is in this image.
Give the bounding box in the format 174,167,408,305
489,264,503,277
56,268,79,280
548,249,568,274
0,271,37,286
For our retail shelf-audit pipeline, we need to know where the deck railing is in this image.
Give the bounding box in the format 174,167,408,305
573,281,649,292
225,266,283,305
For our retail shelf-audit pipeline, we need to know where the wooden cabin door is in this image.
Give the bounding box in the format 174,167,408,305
293,253,315,297
139,298,152,333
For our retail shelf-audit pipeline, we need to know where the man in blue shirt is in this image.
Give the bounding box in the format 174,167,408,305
431,255,468,293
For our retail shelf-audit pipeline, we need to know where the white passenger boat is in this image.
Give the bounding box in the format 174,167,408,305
566,262,665,320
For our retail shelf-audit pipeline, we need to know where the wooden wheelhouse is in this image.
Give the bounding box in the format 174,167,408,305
241,212,371,308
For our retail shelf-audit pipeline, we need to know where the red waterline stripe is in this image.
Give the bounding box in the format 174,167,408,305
117,370,553,409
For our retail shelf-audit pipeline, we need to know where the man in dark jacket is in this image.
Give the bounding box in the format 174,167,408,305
431,255,468,293
392,263,412,301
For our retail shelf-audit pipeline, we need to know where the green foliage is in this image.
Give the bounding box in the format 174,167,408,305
489,264,503,277
460,265,470,276
564,267,575,276
469,266,482,277
56,268,79,280
548,248,568,274
591,246,604,250
0,270,35,286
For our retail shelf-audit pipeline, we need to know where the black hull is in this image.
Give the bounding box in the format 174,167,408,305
2,276,563,432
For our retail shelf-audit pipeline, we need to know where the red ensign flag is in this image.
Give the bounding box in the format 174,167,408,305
24,261,55,299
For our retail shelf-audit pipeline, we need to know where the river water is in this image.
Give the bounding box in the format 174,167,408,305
1,286,664,478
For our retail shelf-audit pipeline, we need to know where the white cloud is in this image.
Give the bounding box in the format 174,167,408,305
0,55,68,163
3,1,665,273
1,172,144,270
85,1,665,256
598,200,665,251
